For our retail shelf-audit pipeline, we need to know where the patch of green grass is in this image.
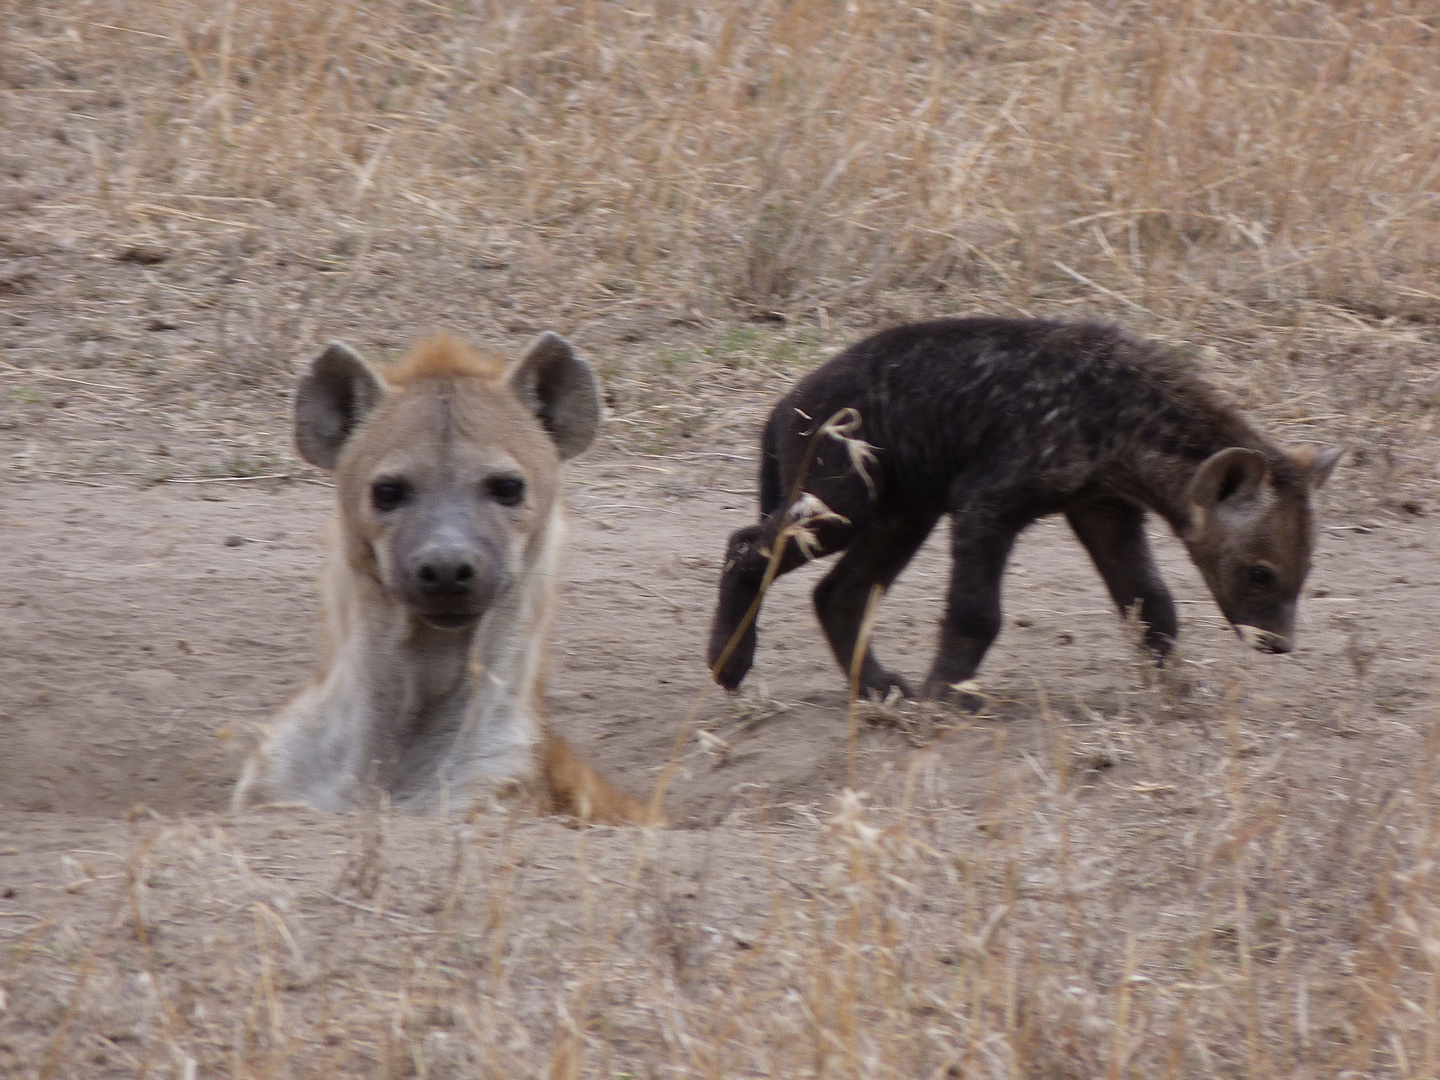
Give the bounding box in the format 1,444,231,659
701,325,832,372
1376,686,1426,714
199,454,288,478
652,346,700,376
139,463,175,487
707,325,765,369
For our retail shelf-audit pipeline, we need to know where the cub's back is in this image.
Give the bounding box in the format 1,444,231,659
768,317,1251,505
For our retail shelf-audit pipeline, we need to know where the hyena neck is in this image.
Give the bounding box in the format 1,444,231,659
395,619,480,719
327,595,538,808
335,612,478,772
320,515,562,807
428,520,563,803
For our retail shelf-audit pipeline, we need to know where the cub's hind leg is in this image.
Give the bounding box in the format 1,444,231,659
813,511,939,698
707,509,855,690
708,398,889,691
1065,498,1178,655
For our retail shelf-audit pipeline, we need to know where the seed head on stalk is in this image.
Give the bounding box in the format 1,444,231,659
818,406,878,500
775,492,850,561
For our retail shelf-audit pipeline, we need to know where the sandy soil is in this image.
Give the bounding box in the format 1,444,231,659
3,396,1439,1076
4,5,1439,1066
3,249,1437,1073
3,447,1431,827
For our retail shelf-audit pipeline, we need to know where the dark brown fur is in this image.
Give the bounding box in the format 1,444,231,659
707,318,1340,701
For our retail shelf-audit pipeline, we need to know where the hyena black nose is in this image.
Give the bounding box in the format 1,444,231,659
414,549,477,595
1235,625,1292,654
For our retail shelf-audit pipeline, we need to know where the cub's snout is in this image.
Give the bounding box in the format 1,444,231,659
1235,625,1292,654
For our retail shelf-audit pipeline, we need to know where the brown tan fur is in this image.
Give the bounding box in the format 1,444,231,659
234,333,658,824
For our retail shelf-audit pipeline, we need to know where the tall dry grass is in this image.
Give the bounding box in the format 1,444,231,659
5,0,1437,324
6,698,1440,1079
5,0,1438,471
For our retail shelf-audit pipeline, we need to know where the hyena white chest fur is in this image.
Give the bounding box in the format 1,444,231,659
234,333,654,824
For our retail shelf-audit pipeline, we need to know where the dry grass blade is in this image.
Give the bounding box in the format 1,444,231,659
818,407,878,500
846,583,885,786
2,0,1439,1077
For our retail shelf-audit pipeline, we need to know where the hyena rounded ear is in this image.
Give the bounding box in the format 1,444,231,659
507,331,601,460
294,343,385,470
1294,445,1342,490
1186,446,1270,516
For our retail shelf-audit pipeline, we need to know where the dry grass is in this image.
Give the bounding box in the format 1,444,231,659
4,3,1438,325
4,1,1440,473
3,0,1438,487
6,0,1438,318
3,0,1440,1076
4,685,1440,1079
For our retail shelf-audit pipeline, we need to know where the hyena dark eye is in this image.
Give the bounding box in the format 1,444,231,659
1248,565,1277,588
488,476,526,506
370,478,410,512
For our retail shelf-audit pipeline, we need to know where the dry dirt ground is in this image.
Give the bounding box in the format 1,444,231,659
2,407,1439,1073
1,449,1435,825
3,194,1440,1080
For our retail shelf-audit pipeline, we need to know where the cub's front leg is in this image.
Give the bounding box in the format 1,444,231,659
922,511,1022,705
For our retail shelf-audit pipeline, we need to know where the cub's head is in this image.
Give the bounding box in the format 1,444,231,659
294,332,600,629
1181,444,1341,654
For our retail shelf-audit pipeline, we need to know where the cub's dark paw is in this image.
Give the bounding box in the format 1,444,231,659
859,669,915,701
922,677,985,712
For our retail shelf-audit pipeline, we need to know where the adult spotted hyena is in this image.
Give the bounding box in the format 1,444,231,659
707,318,1341,701
235,333,655,822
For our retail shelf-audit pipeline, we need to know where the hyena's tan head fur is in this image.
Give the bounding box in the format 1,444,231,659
1181,443,1342,654
234,333,658,824
298,333,598,631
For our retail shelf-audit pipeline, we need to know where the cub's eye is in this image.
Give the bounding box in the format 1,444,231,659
488,476,526,506
370,478,410,512
1248,565,1276,588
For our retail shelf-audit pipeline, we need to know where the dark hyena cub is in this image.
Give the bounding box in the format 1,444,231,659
707,318,1340,701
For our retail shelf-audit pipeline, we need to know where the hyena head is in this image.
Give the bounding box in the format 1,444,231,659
293,332,600,630
1182,444,1342,654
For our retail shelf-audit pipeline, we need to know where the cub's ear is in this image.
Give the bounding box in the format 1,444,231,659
506,331,601,460
1294,445,1342,490
294,343,385,470
1186,446,1270,525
